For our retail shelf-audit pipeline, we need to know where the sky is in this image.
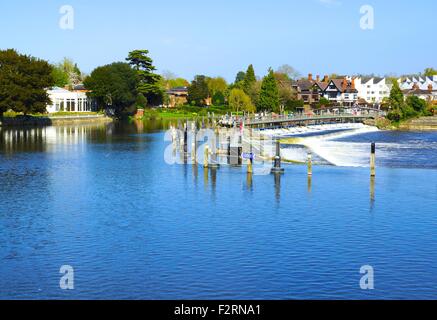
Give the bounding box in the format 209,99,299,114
0,0,435,82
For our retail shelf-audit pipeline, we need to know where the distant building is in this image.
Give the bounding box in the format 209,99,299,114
46,86,94,113
354,77,392,104
398,76,437,102
321,78,358,106
166,86,189,108
292,74,329,105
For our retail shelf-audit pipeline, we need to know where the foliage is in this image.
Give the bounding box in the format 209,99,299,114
423,68,437,77
207,77,227,98
51,58,83,88
187,75,209,106
315,97,331,109
84,62,138,116
274,72,296,108
285,99,304,111
126,50,163,106
228,89,255,113
258,69,280,112
0,49,54,116
212,91,225,105
235,71,246,84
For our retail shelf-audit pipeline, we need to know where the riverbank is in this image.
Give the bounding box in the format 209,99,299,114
0,114,113,127
398,116,437,131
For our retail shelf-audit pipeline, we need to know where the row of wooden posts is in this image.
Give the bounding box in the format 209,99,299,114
174,120,376,177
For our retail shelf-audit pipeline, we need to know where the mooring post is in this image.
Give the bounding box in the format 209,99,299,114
370,142,376,177
183,123,188,154
307,153,312,176
271,140,284,174
204,145,209,168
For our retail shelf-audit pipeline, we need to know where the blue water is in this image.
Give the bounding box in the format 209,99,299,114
0,122,436,300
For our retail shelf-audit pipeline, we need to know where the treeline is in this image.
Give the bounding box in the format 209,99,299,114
387,81,435,122
0,49,54,117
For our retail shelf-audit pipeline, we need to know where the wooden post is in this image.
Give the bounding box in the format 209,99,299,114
271,140,284,173
307,153,312,176
370,142,376,177
204,145,209,168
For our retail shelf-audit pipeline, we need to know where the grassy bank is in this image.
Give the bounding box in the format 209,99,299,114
3,110,103,118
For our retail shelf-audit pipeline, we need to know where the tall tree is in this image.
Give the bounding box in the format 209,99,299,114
0,49,54,116
258,69,280,112
235,71,246,84
228,89,255,113
243,65,256,93
387,80,405,121
84,62,138,116
187,75,209,106
126,50,163,106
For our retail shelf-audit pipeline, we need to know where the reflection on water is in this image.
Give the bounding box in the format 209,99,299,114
1,120,437,300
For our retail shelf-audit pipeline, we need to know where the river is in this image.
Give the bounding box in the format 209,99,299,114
0,120,436,299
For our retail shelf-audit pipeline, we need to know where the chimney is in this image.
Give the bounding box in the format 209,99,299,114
413,82,419,90
351,78,356,90
308,73,313,82
342,78,347,91
428,84,433,92
316,75,320,82
323,75,329,83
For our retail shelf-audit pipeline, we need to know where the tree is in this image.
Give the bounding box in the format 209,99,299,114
274,72,296,108
235,71,246,84
228,89,255,113
423,68,437,77
207,77,227,100
84,62,138,116
315,97,331,110
276,64,300,80
187,75,209,106
51,58,83,88
126,50,163,106
406,96,427,113
243,65,256,93
389,80,404,109
258,69,280,112
0,49,54,116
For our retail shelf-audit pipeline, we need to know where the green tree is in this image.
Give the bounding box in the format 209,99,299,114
51,58,83,88
235,71,246,84
274,72,296,108
187,75,209,106
228,89,255,113
406,96,427,113
423,68,437,77
84,62,138,116
207,77,228,100
0,49,54,116
243,65,256,93
258,69,280,112
126,50,163,106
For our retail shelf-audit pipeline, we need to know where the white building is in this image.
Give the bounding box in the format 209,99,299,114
46,87,93,113
354,77,392,104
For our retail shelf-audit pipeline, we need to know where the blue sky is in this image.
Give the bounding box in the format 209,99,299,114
0,0,435,81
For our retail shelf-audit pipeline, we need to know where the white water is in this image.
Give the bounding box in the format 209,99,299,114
260,124,381,167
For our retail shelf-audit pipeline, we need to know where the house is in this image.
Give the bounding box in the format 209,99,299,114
46,86,94,113
398,76,437,102
321,77,358,106
292,74,329,105
166,86,189,108
354,77,392,104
